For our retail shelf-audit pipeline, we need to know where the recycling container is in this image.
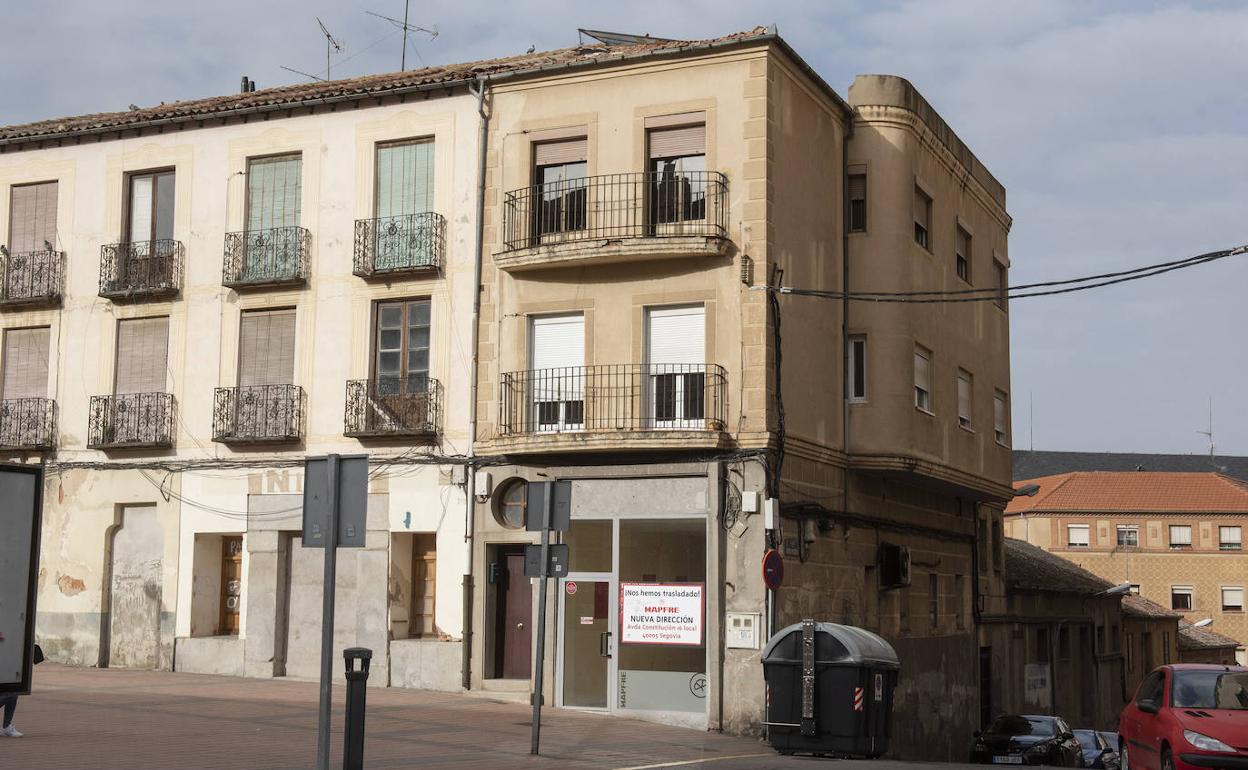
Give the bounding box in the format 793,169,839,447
762,620,900,758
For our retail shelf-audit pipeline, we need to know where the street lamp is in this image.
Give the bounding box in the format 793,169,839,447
1099,583,1133,597
1193,618,1213,628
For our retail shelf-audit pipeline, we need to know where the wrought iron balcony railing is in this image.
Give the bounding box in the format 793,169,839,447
0,250,63,307
353,213,445,277
502,171,728,252
99,240,183,300
213,384,305,443
344,376,441,437
87,393,175,449
222,226,310,288
0,398,56,451
499,363,727,436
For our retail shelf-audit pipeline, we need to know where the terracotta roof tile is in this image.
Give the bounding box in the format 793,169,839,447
1004,538,1114,594
1006,472,1248,515
0,28,774,144
1178,621,1243,651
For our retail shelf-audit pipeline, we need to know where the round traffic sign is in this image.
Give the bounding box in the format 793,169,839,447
565,581,578,595
762,549,784,590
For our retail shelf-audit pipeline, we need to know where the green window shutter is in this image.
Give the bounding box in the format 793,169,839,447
375,140,434,218
246,154,302,231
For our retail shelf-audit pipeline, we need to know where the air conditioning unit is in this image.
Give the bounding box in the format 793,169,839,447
879,542,912,588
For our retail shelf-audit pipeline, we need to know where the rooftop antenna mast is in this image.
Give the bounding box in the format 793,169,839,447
1197,396,1215,464
317,17,344,80
366,4,437,71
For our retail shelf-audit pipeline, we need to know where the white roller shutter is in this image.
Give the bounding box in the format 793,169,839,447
530,314,584,371
646,305,704,365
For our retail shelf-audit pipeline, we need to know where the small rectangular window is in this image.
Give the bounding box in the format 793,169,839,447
1067,524,1090,548
994,259,1008,310
956,225,971,283
1171,586,1193,612
125,169,176,243
993,390,1008,445
1117,525,1140,548
957,369,972,429
848,173,866,232
913,186,931,250
914,346,932,412
1169,525,1192,549
1221,586,1244,613
848,335,867,402
1130,584,1141,594
1219,526,1242,550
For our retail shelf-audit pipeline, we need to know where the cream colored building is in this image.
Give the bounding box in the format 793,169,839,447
0,71,483,688
4,26,1014,761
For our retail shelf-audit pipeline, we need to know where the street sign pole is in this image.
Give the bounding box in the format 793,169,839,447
315,454,340,770
530,479,553,755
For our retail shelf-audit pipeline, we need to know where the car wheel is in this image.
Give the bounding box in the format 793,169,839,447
1161,749,1175,770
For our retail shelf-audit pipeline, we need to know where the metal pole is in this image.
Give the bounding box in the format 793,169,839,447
400,0,409,71
342,647,372,770
315,454,340,770
530,480,553,755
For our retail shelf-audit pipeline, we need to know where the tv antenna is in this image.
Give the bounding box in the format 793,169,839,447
1197,396,1215,462
366,3,437,71
317,17,344,80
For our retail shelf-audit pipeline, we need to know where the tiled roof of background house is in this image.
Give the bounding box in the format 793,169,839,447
1122,594,1182,620
1006,472,1248,515
0,27,784,144
1178,621,1243,651
1004,538,1114,594
1014,450,1248,482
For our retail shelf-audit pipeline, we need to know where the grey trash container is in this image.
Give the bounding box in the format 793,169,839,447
762,620,900,758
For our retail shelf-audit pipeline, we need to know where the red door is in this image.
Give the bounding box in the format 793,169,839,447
496,550,532,679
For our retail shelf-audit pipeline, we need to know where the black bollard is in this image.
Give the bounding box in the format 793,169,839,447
343,647,372,770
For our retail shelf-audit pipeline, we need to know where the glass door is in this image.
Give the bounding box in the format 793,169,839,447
557,576,613,709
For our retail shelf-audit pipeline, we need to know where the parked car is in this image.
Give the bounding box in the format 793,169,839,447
1119,664,1248,770
1075,729,1121,770
972,714,1087,766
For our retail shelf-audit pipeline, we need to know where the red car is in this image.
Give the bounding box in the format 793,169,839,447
1119,664,1248,770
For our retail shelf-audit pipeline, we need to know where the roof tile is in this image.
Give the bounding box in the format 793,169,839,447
1007,472,1248,515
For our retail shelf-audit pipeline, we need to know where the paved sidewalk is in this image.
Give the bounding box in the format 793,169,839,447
0,664,817,770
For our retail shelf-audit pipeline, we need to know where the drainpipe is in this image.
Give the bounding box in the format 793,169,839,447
841,115,853,521
461,75,490,691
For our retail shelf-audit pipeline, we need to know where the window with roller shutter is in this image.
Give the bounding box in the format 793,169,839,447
914,186,931,250
648,123,707,226
993,389,1009,445
531,139,587,241
242,154,303,281
957,369,973,429
646,305,706,427
8,181,58,253
848,172,866,232
2,327,50,400
914,345,932,412
115,317,169,394
371,140,437,271
528,314,584,431
238,309,295,387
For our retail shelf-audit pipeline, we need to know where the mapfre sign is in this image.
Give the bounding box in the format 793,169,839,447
619,583,704,646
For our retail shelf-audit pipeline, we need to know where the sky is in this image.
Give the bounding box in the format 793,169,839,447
2,0,1245,455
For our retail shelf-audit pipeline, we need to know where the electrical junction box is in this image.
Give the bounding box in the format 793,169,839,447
451,464,467,485
473,469,492,496
741,490,759,513
726,612,761,649
763,498,779,530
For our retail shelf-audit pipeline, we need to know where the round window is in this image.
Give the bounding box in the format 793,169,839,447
494,479,528,529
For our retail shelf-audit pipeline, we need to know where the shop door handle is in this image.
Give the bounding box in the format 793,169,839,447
599,631,612,659
517,622,525,631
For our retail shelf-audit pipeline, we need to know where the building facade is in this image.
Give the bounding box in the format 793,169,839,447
1005,472,1247,665
6,26,1014,761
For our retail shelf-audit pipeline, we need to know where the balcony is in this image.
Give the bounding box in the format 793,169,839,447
213,384,305,444
222,226,310,289
498,171,730,271
0,398,56,451
494,363,728,453
0,249,62,307
99,240,183,300
87,393,175,449
353,213,445,278
344,376,441,438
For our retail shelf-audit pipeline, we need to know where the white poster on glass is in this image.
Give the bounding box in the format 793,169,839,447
619,582,704,646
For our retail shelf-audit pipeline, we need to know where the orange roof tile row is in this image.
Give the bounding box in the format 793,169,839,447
1006,472,1248,515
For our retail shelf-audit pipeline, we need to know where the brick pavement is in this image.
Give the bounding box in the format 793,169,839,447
0,665,876,770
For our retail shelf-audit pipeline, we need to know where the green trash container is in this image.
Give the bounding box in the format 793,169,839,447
762,620,900,758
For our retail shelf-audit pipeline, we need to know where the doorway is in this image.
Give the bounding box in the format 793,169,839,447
491,546,532,679
106,505,164,669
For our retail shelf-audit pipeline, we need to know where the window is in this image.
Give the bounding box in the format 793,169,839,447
1130,584,1141,594
1137,670,1164,704
373,139,435,268
993,390,1009,445
494,479,527,529
244,154,302,279
913,186,931,249
529,313,585,431
929,573,939,628
1036,627,1049,663
219,536,242,635
1096,624,1105,654
646,305,706,427
2,327,50,400
994,259,1008,310
238,309,295,386
532,138,587,240
1112,623,1120,652
648,123,707,225
1067,524,1090,548
957,369,973,429
1222,586,1244,612
115,317,169,394
848,172,866,232
1171,586,1193,612
956,225,971,283
1220,526,1242,550
1169,525,1192,549
373,299,431,392
848,335,867,402
125,169,175,244
1117,525,1140,548
7,181,58,254
1058,626,1071,660
389,533,437,638
914,346,932,412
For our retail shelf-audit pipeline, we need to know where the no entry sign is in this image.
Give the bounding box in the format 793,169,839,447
619,583,704,646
